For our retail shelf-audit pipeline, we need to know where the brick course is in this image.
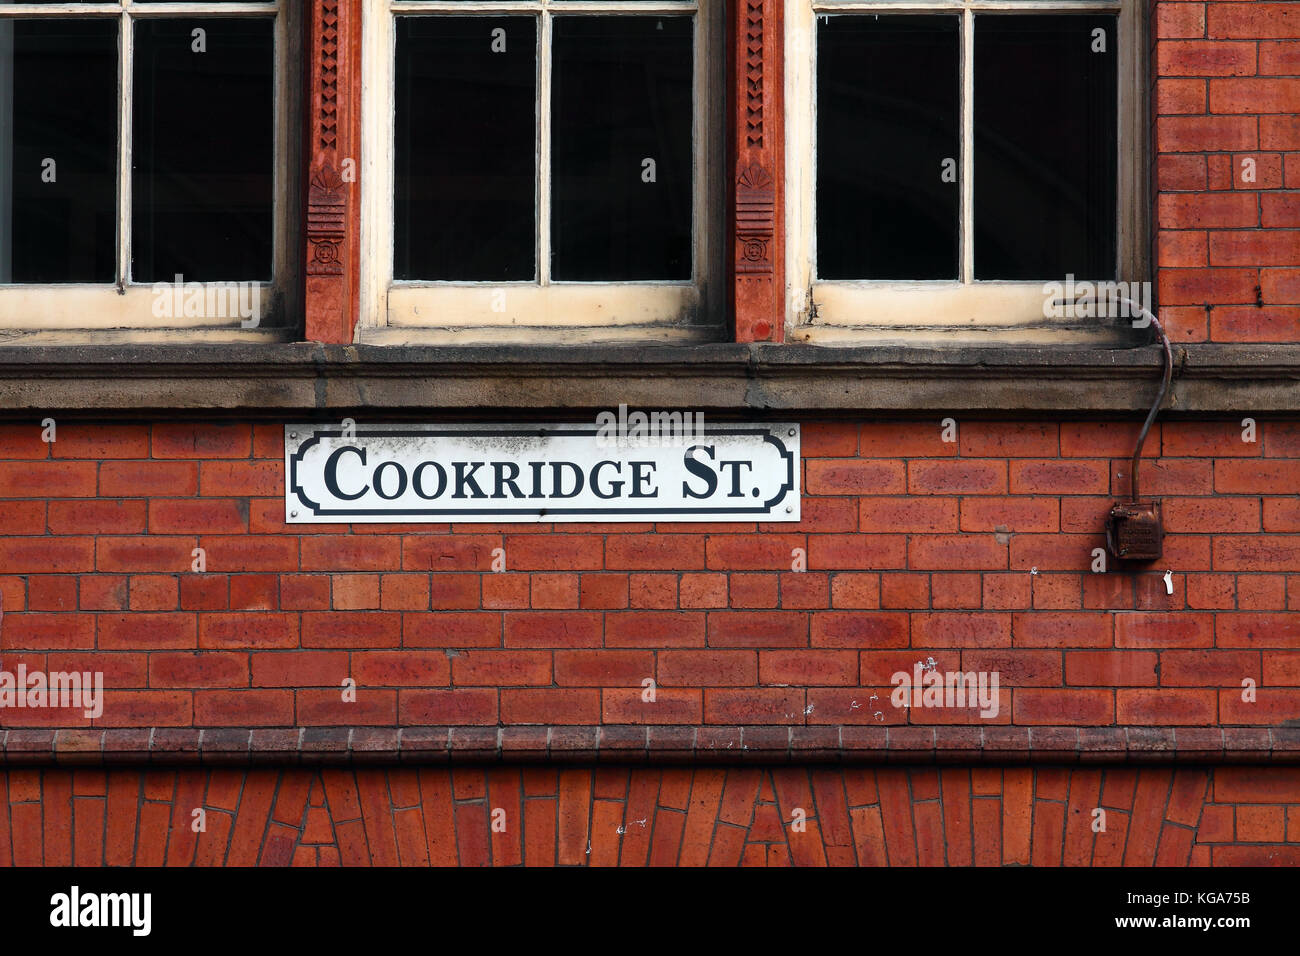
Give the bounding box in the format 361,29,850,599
0,421,1296,741
0,765,1294,866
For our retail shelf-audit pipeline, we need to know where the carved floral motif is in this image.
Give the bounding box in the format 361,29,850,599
736,163,774,275
307,161,346,277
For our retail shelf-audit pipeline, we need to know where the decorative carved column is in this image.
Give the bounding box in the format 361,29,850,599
730,0,784,343
304,0,362,343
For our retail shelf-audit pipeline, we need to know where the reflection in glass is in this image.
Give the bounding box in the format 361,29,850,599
132,18,274,282
395,16,536,282
0,18,117,283
817,15,960,281
551,16,693,282
974,14,1118,280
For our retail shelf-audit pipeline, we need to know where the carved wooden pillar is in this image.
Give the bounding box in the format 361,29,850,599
304,0,362,343
730,0,785,343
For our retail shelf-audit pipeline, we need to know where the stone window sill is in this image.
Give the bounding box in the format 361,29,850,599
0,342,1295,415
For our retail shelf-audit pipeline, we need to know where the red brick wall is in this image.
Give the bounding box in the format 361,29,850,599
6,0,1300,868
1157,0,1300,341
0,420,1297,745
2,765,1296,866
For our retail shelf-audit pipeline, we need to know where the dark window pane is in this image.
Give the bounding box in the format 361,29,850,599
974,14,1117,280
1,19,117,284
817,16,959,281
132,18,274,282
551,16,692,282
395,16,536,282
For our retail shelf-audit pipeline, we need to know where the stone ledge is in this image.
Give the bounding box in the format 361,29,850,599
5,726,1299,765
0,342,1297,414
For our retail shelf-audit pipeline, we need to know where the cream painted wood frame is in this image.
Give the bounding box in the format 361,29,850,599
785,0,1146,344
0,1,294,335
363,0,724,344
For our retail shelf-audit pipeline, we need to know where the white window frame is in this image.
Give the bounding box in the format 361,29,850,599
785,0,1147,344
360,0,724,345
0,0,296,337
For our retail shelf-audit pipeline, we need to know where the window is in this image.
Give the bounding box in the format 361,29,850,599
361,0,724,343
0,0,297,335
786,0,1146,341
0,0,1146,345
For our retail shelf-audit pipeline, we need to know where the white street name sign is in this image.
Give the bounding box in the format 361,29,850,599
285,423,800,523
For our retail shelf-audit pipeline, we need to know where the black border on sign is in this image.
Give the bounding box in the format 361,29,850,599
287,426,798,519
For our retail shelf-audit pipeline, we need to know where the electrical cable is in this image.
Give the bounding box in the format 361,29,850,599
1120,299,1173,503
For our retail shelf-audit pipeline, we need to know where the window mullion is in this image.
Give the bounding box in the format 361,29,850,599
538,7,552,286
117,8,133,287
960,4,973,286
